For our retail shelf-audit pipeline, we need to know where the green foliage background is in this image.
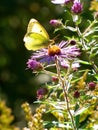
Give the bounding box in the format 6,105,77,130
0,0,92,128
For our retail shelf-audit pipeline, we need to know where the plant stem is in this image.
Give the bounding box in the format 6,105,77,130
55,57,77,130
83,20,96,36
62,84,77,130
76,25,98,74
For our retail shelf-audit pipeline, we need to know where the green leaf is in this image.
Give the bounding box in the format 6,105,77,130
92,35,98,38
66,26,77,32
44,121,72,128
75,115,80,128
74,103,80,112
94,74,98,80
78,60,91,65
74,105,90,116
74,104,80,128
84,30,95,37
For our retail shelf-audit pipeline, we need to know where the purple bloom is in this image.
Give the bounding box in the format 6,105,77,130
69,39,77,45
26,59,43,71
60,60,80,69
50,19,62,27
88,82,96,91
71,0,83,14
52,76,59,83
30,41,80,69
51,0,73,4
37,88,48,99
74,90,80,98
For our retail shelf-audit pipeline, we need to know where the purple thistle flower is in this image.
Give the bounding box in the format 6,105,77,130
60,60,80,69
37,88,48,99
69,39,77,45
88,82,96,91
30,41,80,69
52,76,59,83
74,90,80,98
71,0,83,14
50,19,62,27
26,59,43,71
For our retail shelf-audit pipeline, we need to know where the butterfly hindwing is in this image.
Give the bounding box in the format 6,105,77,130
24,33,49,50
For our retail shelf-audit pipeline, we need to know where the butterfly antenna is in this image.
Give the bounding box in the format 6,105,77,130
53,34,60,41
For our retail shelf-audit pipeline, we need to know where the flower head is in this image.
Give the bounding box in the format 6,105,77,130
90,0,98,11
74,90,80,98
69,39,77,45
26,59,43,71
37,88,48,99
71,0,83,14
50,19,62,27
52,76,59,83
31,41,80,69
88,82,96,91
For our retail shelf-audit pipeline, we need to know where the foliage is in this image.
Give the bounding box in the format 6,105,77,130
22,0,98,130
90,0,98,11
0,100,19,130
0,0,98,129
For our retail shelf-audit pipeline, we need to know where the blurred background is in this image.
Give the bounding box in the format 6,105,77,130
0,0,93,128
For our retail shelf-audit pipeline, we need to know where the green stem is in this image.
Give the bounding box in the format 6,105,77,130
83,20,96,36
76,24,98,74
55,57,77,130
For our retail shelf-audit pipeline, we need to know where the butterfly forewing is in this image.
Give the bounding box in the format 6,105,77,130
23,18,53,50
27,18,49,39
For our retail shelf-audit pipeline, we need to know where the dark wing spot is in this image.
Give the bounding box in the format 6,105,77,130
40,30,42,32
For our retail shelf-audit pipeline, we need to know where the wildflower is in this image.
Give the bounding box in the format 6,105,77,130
26,59,43,71
51,0,74,5
88,82,96,91
69,39,77,45
31,41,80,69
50,19,62,27
60,59,80,69
37,88,48,99
71,0,83,14
89,0,98,11
52,76,59,83
74,90,80,98
72,62,80,70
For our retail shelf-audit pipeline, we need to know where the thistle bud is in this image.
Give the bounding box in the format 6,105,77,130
69,39,77,45
88,82,96,91
50,19,62,27
26,59,43,71
74,90,80,98
52,76,59,83
71,0,83,14
37,88,48,99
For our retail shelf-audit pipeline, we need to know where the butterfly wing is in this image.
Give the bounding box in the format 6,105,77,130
23,18,50,50
24,33,49,50
27,18,49,39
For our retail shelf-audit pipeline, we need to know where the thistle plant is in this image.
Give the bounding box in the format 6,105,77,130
22,0,98,129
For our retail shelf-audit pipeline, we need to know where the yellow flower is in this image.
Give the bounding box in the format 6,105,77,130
90,0,98,11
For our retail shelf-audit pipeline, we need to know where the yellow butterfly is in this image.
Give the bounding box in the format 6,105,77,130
23,18,53,51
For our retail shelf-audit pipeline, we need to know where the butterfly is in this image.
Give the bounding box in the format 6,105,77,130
23,18,53,51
